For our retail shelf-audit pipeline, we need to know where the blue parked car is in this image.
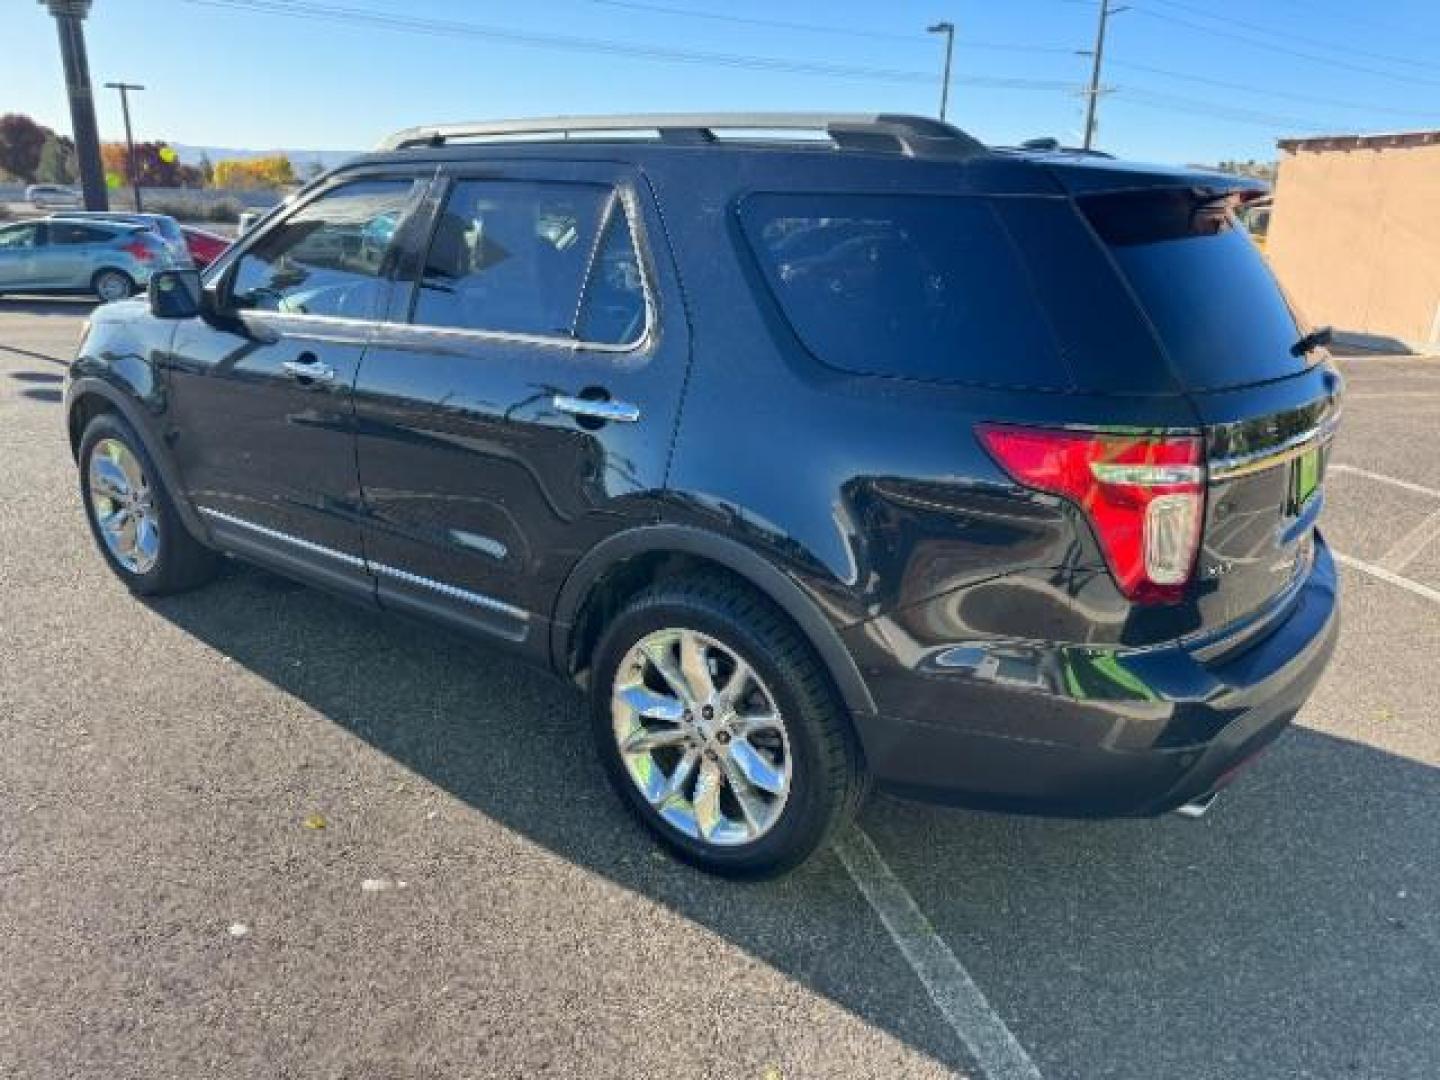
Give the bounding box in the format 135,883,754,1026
0,218,180,302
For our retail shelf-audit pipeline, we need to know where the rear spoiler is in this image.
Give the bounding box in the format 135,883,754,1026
1042,159,1270,201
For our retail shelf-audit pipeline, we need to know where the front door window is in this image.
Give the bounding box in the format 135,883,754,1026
230,179,419,320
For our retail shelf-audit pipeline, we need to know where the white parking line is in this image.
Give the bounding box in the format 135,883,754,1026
1380,509,1440,572
833,827,1044,1080
1329,463,1440,502
1334,551,1440,606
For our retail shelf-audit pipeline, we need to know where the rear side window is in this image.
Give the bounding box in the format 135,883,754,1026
410,180,645,345
739,193,1069,389
50,222,115,245
1079,189,1308,390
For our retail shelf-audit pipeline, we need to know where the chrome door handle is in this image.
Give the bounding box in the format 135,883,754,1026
552,395,641,424
282,357,336,383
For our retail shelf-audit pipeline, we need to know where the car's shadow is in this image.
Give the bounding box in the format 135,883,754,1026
146,559,1439,1077
0,296,98,320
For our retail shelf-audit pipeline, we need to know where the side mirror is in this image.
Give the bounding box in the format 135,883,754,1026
148,268,204,319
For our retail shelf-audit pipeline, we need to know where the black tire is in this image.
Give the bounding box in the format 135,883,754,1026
91,268,135,303
590,574,867,878
78,411,219,596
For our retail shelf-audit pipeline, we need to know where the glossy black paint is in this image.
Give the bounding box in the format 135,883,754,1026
65,137,1340,816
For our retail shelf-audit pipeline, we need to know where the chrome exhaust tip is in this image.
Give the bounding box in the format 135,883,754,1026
1174,791,1219,819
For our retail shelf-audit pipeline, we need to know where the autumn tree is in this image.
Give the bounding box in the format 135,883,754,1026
213,154,296,189
0,113,48,183
100,140,191,187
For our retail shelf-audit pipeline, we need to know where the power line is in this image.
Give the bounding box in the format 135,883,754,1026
1254,0,1440,47
181,0,1404,143
1140,0,1437,72
181,0,1081,91
1109,59,1440,121
580,0,1081,55
1130,6,1440,89
1116,88,1331,133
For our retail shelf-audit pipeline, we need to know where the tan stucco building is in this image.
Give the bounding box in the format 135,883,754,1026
1267,130,1440,352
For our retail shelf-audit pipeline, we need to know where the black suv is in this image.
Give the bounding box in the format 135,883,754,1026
65,114,1340,877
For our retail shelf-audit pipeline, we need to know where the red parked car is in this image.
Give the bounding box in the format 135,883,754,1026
179,225,230,269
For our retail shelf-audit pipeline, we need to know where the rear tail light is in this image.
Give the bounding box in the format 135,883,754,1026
977,425,1205,604
121,238,155,262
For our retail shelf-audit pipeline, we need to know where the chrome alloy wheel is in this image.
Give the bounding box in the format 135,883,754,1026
612,628,793,846
87,438,160,574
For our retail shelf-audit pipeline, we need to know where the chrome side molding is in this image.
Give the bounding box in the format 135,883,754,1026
197,506,528,621
1208,408,1342,483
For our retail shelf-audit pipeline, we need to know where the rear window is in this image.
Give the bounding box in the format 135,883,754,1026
1079,189,1308,390
739,193,1070,389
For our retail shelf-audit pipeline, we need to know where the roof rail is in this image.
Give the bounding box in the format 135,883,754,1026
376,112,988,160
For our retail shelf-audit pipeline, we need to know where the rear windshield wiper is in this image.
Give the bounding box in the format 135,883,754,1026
1290,325,1333,358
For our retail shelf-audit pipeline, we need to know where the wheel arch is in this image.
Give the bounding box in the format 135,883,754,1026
551,525,876,716
66,377,211,545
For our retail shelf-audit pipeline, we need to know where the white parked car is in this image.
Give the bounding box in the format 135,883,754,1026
26,184,82,209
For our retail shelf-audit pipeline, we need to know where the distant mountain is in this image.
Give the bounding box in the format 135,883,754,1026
169,143,361,174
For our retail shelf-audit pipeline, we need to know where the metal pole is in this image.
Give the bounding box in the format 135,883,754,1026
42,0,108,211
1082,1,1113,150
927,22,956,122
105,82,145,211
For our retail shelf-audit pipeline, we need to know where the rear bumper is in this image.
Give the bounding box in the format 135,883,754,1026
842,535,1340,816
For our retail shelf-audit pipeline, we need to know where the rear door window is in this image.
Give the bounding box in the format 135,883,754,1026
739,193,1070,389
1079,189,1309,390
409,179,646,346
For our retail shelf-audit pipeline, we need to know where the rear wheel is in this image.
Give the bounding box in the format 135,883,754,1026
590,575,866,878
91,268,134,302
78,412,218,595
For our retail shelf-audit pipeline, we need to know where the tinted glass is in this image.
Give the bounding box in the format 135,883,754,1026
575,204,647,345
412,180,613,339
990,198,1175,394
50,221,116,245
740,194,1069,389
231,179,417,319
1080,189,1309,390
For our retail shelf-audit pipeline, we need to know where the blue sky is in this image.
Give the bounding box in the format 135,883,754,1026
9,0,1440,164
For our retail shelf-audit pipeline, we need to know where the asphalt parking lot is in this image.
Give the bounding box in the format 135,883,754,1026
2,298,1436,1080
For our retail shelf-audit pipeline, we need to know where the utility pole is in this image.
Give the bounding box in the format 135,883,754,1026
927,21,956,122
39,0,108,210
105,82,145,211
1081,0,1127,151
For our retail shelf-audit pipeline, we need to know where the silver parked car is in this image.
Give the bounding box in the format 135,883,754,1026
25,183,81,209
48,211,191,263
0,218,180,302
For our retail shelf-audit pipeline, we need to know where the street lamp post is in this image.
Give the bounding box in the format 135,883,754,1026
39,0,108,211
105,82,145,211
927,21,956,123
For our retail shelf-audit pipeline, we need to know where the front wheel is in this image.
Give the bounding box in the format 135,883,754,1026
78,412,219,595
590,575,866,878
